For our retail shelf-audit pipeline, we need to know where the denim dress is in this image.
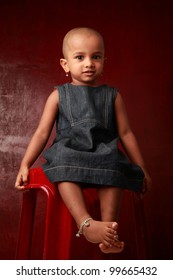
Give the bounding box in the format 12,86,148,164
42,83,144,192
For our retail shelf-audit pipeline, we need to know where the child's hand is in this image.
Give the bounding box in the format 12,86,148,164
15,166,29,190
141,171,152,195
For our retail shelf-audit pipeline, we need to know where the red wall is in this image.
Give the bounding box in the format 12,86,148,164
0,0,173,259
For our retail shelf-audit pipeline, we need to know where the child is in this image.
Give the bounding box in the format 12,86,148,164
15,27,151,254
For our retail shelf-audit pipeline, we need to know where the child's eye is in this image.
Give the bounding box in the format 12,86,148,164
75,55,83,60
93,55,102,60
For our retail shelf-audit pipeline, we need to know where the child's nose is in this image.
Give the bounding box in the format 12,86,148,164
85,58,94,67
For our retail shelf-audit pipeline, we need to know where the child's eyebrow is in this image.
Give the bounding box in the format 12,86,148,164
72,52,85,56
92,52,104,56
72,51,103,56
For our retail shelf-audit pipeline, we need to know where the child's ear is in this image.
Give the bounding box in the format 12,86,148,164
60,58,69,74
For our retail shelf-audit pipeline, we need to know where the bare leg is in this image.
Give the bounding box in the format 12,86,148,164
57,182,117,246
99,186,123,221
98,187,125,253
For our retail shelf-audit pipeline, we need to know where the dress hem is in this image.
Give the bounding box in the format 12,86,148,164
42,165,143,192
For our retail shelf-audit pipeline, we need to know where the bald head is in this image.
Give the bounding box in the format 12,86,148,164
62,27,104,58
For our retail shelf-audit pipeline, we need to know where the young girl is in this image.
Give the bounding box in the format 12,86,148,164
15,27,151,254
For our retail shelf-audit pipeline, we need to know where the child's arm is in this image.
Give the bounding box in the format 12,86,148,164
15,89,59,190
114,92,152,193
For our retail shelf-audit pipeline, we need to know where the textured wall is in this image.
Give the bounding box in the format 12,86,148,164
0,0,173,259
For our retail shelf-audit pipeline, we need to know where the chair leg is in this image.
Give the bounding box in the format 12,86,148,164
132,194,150,259
42,186,73,260
15,190,37,259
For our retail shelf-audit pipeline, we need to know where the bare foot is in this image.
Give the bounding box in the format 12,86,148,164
82,220,118,246
99,240,125,254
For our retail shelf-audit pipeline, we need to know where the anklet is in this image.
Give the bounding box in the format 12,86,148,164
76,217,93,237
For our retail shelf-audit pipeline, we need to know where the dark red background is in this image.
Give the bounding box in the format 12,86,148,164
0,0,173,259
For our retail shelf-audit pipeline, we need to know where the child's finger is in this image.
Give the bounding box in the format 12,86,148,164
15,172,28,189
15,185,25,191
15,175,23,188
21,171,29,186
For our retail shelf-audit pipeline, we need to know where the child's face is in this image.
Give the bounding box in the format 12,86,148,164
60,33,105,86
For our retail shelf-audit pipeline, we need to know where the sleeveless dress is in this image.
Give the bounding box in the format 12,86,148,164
42,83,144,192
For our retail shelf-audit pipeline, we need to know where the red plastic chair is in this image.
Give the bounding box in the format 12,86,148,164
15,167,150,260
